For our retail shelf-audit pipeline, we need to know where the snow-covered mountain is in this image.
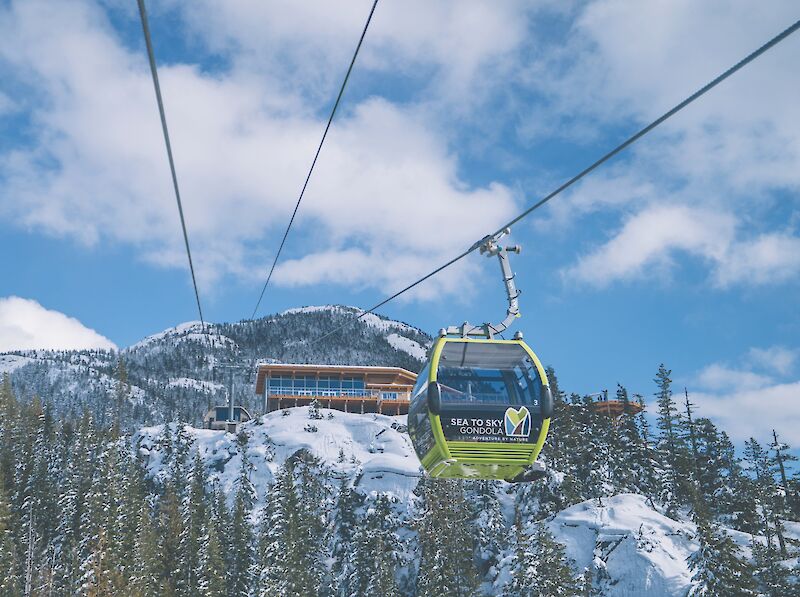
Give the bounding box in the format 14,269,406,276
0,305,431,428
135,407,799,596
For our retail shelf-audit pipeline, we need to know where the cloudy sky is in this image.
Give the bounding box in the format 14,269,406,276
1,0,799,444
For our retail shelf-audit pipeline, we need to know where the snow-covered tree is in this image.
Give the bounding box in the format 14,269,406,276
229,435,256,596
688,514,757,597
503,517,580,597
654,365,688,516
0,470,20,596
415,478,479,597
470,480,507,580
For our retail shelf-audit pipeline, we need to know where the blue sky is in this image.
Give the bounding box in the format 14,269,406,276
1,0,799,445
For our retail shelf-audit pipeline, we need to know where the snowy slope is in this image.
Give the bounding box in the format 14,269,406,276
133,408,777,597
135,406,422,506
0,354,34,374
387,333,428,361
548,494,697,596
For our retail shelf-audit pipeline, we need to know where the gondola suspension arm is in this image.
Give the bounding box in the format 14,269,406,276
444,228,522,339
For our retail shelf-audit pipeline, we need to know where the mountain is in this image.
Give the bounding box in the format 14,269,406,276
0,305,431,428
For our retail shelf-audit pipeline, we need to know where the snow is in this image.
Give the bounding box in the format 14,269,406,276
282,305,420,335
132,409,792,597
387,333,428,361
135,406,422,506
282,305,346,316
125,321,236,352
548,494,697,597
127,321,204,350
0,354,35,374
167,377,225,393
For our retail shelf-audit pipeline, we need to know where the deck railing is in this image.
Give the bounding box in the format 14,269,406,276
266,386,410,401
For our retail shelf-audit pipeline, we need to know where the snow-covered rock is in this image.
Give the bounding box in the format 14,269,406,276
549,494,696,596
135,406,422,506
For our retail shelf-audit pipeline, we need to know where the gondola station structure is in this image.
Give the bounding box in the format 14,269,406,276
255,363,417,415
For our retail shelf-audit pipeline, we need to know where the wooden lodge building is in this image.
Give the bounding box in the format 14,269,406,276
255,363,418,415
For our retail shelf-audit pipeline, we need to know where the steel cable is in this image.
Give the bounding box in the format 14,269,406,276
313,18,800,344
251,0,380,319
137,0,206,328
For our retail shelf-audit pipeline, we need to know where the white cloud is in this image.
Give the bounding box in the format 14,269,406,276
0,0,518,295
692,381,800,445
564,203,800,287
691,350,800,443
171,0,531,108
528,0,800,288
2,0,799,299
714,233,800,287
695,363,772,393
0,296,116,352
748,346,798,376
0,91,14,115
564,205,735,286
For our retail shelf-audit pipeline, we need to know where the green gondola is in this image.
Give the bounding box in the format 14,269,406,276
407,228,552,482
408,334,552,482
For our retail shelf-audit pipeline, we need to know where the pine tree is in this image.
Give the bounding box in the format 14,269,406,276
654,365,687,516
330,475,360,596
257,477,287,596
84,441,126,595
131,503,161,597
743,438,786,554
363,494,401,597
182,451,208,596
54,412,97,595
114,357,130,425
504,517,579,597
471,480,506,581
116,448,149,589
688,507,757,597
0,375,18,499
0,471,21,596
229,435,256,596
259,457,327,597
751,537,792,597
415,479,479,597
201,485,228,597
634,394,660,504
768,429,797,551
308,398,324,420
540,370,584,510
158,486,184,596
715,431,757,531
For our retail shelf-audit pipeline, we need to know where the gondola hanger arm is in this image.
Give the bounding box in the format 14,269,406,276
443,228,523,340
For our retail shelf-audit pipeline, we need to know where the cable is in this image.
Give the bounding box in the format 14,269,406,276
137,0,205,329
313,17,800,344
251,0,380,320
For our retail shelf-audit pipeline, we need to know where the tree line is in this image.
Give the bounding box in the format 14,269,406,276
0,363,798,596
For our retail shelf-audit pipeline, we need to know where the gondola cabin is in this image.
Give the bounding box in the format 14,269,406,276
408,336,552,482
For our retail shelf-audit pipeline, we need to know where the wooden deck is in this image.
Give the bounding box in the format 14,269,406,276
590,399,644,417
